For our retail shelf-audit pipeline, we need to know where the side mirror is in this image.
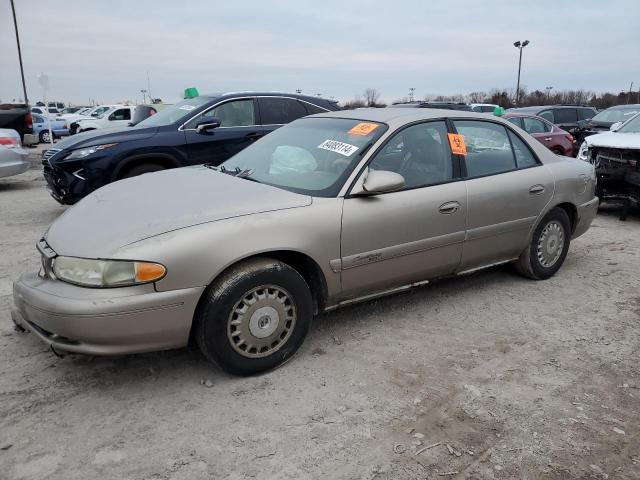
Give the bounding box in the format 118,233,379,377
610,122,622,132
196,119,221,134
352,169,405,196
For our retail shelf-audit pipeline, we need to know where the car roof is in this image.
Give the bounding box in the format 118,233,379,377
312,107,503,127
605,104,640,110
203,91,338,104
509,105,595,112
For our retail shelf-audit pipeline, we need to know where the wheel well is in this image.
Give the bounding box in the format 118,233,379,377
115,156,178,180
555,202,577,233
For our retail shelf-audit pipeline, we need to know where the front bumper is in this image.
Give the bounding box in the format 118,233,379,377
13,272,204,355
572,196,599,239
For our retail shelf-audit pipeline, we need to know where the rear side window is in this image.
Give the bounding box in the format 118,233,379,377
579,108,595,120
454,120,516,177
508,130,538,168
538,110,553,122
554,108,578,123
109,108,131,121
258,97,308,125
506,117,523,128
480,106,495,113
302,102,328,114
185,99,256,128
522,117,549,134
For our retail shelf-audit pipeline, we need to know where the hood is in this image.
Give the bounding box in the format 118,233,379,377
585,131,640,150
45,166,312,257
54,126,158,151
585,120,613,130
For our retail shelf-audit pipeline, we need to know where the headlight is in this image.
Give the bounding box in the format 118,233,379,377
577,141,589,161
52,256,166,287
66,143,117,160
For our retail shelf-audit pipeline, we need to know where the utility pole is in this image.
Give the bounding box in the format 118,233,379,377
146,70,152,102
628,81,634,104
513,40,530,106
10,0,29,104
545,86,553,103
409,87,415,102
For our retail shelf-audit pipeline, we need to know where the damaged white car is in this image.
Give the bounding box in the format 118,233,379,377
578,112,640,217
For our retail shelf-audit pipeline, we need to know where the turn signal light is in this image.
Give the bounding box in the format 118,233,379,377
135,262,166,282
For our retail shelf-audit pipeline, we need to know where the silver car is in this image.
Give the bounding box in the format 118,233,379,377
0,129,30,178
13,109,598,375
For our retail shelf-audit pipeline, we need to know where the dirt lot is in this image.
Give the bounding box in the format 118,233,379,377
1,147,639,480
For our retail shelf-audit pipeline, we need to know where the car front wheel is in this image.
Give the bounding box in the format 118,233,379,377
194,258,313,375
515,207,571,280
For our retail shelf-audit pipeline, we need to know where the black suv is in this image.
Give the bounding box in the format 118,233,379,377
42,92,339,204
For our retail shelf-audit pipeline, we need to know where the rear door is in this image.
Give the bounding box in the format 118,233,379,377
521,116,560,152
184,98,264,166
453,119,553,271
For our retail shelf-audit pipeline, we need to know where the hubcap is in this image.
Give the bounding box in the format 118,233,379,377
537,220,565,268
227,285,296,358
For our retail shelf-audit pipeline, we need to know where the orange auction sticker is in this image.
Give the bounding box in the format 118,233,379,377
448,133,467,155
348,122,380,136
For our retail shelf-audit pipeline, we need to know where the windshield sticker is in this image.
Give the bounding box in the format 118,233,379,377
317,139,359,157
623,111,638,116
348,122,380,136
179,105,196,111
448,133,467,156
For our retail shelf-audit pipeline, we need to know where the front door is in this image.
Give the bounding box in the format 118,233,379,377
340,121,467,299
184,98,264,166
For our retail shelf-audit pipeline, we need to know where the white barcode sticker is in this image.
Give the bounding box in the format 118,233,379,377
317,139,359,157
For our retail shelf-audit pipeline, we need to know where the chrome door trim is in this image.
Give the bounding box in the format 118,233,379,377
465,216,537,241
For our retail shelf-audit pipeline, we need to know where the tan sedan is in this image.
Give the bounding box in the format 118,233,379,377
13,108,598,375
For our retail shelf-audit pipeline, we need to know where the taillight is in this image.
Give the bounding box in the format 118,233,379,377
0,137,20,149
24,113,33,130
565,134,575,143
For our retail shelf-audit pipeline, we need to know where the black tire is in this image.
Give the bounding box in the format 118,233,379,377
195,258,313,376
515,207,571,280
121,163,165,179
39,130,50,143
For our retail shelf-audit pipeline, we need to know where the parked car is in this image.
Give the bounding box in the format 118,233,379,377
31,106,61,117
0,129,29,178
129,104,158,126
390,101,473,111
14,108,598,374
470,103,499,113
32,114,69,143
59,107,86,115
71,105,136,134
48,102,65,110
577,112,640,217
58,105,112,129
503,113,575,156
576,104,640,139
0,103,36,145
42,92,339,204
507,105,597,135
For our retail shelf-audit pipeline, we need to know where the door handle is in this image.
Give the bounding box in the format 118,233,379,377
544,137,552,141
246,132,263,140
438,201,460,214
529,185,545,195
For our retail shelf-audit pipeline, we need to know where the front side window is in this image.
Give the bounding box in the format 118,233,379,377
258,97,309,125
368,121,452,189
185,99,255,129
453,120,516,177
522,117,549,134
554,108,578,123
220,117,387,197
33,114,43,123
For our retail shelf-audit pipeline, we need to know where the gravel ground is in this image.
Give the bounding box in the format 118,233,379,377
1,147,639,480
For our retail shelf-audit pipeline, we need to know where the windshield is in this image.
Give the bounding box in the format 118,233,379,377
91,106,110,118
220,117,387,197
592,107,640,123
618,113,640,133
135,97,212,128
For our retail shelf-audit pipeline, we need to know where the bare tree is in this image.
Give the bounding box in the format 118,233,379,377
363,88,382,107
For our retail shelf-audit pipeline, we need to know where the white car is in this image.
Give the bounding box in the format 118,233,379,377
578,112,640,216
31,106,61,117
72,105,136,134
470,103,500,113
58,105,112,127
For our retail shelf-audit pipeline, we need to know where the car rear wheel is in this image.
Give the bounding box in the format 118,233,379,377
39,130,51,143
194,258,313,375
121,163,165,179
515,207,571,280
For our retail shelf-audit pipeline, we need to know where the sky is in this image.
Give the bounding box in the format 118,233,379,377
1,0,639,105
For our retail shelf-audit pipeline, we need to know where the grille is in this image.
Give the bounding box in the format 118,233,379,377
594,148,640,170
42,147,62,164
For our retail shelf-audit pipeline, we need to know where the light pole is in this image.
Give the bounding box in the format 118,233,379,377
513,40,530,106
409,87,415,102
545,86,553,102
10,0,28,104
140,89,147,104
